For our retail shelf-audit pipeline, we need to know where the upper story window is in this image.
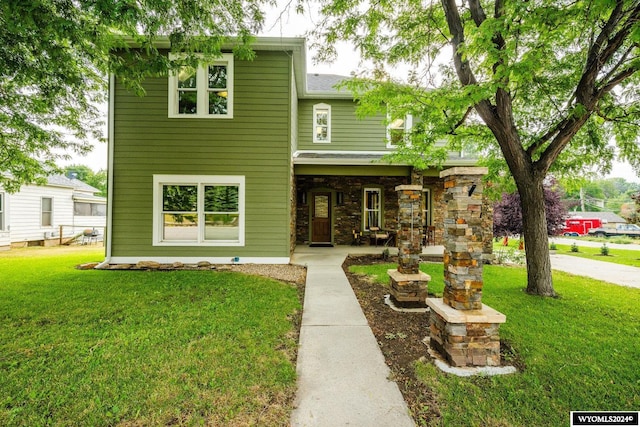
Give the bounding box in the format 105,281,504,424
386,114,413,148
41,197,53,227
153,175,245,246
168,53,234,119
313,103,331,143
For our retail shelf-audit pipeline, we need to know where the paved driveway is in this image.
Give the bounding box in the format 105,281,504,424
550,254,640,289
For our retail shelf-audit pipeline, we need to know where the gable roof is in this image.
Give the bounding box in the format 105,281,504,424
47,174,101,195
307,74,350,92
568,211,627,223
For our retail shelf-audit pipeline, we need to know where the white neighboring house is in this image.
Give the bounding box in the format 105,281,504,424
0,175,106,250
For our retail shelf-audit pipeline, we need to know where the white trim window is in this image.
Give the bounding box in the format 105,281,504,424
74,202,106,217
153,175,245,246
168,53,234,118
0,192,4,230
312,103,331,143
422,188,431,227
41,197,53,227
386,114,413,148
363,188,382,230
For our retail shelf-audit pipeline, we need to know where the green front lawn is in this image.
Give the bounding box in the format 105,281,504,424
551,243,640,267
0,247,301,426
350,262,640,427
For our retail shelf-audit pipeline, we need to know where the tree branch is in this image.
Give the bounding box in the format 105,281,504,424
577,2,640,107
599,64,640,95
446,106,473,134
466,0,487,26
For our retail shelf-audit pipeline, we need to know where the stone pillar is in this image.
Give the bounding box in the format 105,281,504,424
388,185,430,306
441,170,485,309
426,167,506,367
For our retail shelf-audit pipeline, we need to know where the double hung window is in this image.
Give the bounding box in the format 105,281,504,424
312,103,331,143
169,54,234,118
363,188,382,230
41,197,52,227
386,114,413,148
153,175,244,246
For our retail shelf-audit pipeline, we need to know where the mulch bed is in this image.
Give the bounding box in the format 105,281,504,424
342,254,441,425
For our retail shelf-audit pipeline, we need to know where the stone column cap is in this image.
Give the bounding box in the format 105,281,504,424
426,298,506,323
440,167,489,178
395,184,423,191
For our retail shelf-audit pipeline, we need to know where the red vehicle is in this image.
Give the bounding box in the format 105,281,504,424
563,218,603,236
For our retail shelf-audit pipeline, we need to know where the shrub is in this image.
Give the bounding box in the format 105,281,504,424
550,242,557,250
571,242,579,252
600,244,610,256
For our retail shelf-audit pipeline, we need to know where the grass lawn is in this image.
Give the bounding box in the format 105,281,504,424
493,239,640,268
350,262,640,427
551,244,640,267
0,247,301,426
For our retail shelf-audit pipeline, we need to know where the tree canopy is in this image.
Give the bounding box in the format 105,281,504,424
313,0,640,296
493,184,567,238
0,0,269,192
64,165,107,197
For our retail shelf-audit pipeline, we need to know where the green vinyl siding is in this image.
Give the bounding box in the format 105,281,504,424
298,99,387,151
111,51,292,258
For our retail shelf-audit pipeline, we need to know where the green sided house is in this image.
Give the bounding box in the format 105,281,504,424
104,37,476,265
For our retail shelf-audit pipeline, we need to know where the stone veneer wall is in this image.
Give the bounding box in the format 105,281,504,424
293,173,487,250
426,176,446,245
295,175,410,245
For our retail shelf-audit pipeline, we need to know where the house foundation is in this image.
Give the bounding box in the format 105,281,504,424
426,167,506,367
388,184,430,306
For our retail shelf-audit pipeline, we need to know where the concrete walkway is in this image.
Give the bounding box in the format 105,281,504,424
288,243,639,426
290,245,415,427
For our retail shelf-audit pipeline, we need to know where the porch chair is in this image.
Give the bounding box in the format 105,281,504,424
369,227,391,247
82,228,99,245
424,226,436,246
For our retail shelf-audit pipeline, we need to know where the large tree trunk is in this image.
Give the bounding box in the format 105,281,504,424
516,176,557,297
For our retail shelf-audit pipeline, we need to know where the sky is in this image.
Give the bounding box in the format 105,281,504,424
64,2,640,184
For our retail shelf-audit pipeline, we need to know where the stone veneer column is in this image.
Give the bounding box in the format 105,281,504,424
426,167,506,367
388,185,430,306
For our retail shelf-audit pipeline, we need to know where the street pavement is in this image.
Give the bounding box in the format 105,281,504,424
548,237,640,289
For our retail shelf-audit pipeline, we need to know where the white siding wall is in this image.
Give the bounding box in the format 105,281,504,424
0,191,8,248
0,184,106,246
7,185,75,243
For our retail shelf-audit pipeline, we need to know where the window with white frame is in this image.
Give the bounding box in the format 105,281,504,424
74,202,106,217
386,114,413,148
0,192,4,230
41,197,52,227
153,175,244,246
312,103,331,143
168,53,234,118
363,188,382,230
422,188,431,227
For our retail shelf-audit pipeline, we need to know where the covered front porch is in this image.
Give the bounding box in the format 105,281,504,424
294,166,446,247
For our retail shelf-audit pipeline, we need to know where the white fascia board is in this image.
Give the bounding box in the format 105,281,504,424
292,150,479,167
299,91,354,100
294,150,391,156
105,73,116,263
108,256,291,265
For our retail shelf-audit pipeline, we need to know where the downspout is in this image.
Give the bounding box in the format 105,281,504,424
97,73,115,269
